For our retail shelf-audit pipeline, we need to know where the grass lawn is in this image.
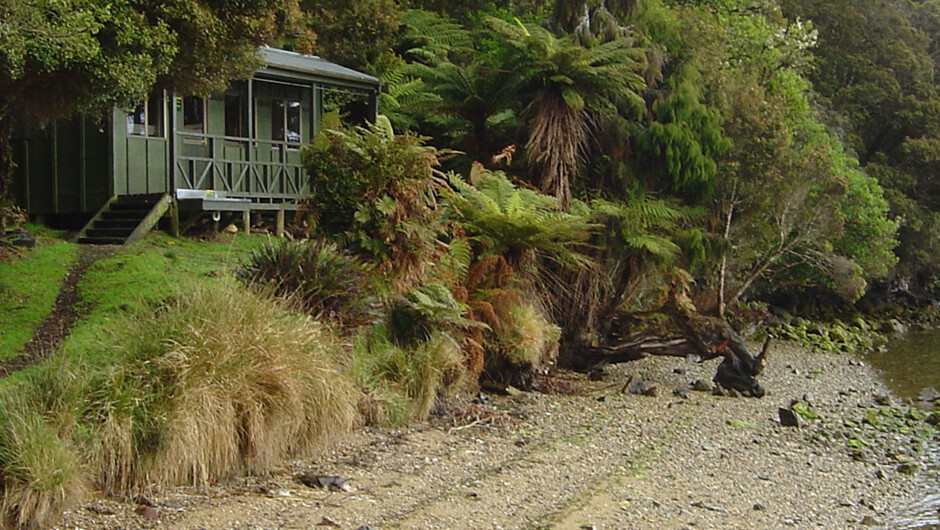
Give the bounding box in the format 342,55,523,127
0,235,78,361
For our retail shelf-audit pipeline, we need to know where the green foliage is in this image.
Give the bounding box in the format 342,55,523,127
834,166,899,280
587,194,688,261
299,0,403,71
444,167,596,271
240,238,378,326
636,66,729,198
351,325,465,425
0,239,77,360
387,283,481,346
486,16,647,208
303,117,445,287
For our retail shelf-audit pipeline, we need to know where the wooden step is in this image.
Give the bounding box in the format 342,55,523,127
86,228,135,238
101,209,150,220
77,236,126,245
76,193,173,245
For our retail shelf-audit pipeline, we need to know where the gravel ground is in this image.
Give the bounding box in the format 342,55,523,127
55,342,937,529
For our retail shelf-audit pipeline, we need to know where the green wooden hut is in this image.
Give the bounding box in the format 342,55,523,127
10,47,380,243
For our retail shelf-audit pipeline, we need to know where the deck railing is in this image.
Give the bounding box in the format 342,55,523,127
173,131,308,200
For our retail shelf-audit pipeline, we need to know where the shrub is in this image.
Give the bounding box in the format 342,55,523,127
351,325,466,425
303,115,446,290
241,238,378,326
481,301,560,388
386,282,480,346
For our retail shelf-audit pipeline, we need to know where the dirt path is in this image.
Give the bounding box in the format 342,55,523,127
57,342,935,530
0,245,111,377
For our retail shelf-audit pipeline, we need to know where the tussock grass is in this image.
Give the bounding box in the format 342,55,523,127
82,282,358,492
0,394,85,530
0,280,359,528
352,326,466,425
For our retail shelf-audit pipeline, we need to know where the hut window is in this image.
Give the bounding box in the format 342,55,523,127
224,94,247,138
126,93,165,137
272,99,301,146
182,97,206,133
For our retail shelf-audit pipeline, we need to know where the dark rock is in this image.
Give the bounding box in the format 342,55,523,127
673,389,691,399
622,374,648,395
297,473,348,492
595,395,609,402
7,230,35,248
691,379,713,392
779,407,801,427
897,463,919,475
753,502,765,511
874,394,892,406
134,506,159,520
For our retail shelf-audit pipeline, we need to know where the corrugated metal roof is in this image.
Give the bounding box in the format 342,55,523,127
259,47,380,87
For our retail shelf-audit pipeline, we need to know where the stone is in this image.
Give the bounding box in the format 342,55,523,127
753,503,765,511
874,394,891,406
297,473,349,492
673,389,691,399
691,379,713,392
919,386,940,403
860,515,881,526
223,223,239,234
623,375,647,395
778,407,801,427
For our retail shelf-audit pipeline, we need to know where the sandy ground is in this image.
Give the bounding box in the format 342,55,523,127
56,342,937,530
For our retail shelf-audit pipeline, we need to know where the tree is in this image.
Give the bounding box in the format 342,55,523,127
298,0,403,72
0,0,301,201
487,17,646,210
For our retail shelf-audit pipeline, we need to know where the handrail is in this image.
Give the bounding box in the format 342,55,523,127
176,130,302,150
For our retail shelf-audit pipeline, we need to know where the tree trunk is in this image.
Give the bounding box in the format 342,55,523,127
0,117,13,201
717,181,737,318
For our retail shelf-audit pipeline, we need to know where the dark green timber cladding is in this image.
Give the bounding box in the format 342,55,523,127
112,102,170,196
11,48,379,217
10,116,111,215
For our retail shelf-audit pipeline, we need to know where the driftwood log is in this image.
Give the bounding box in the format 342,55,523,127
573,297,770,397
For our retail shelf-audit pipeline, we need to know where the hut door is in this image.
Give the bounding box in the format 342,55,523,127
116,92,170,195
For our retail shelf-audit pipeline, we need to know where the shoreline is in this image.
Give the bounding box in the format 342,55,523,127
56,341,937,529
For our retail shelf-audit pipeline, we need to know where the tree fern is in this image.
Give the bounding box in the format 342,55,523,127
445,167,597,272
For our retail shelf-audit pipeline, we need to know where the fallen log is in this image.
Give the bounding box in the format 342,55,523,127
572,298,769,397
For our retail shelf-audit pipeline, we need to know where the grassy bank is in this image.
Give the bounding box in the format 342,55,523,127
0,234,364,528
0,232,77,361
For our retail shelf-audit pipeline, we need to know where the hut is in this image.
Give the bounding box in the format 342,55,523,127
9,47,380,243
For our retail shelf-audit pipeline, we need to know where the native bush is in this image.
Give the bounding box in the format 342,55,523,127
240,238,378,326
303,115,447,290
